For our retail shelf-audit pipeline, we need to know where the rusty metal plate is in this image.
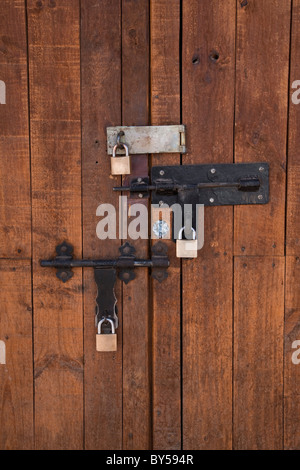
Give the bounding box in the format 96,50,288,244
107,125,186,154
151,163,269,206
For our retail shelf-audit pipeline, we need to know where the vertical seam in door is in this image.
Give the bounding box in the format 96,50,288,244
232,256,235,450
283,0,294,449
283,256,287,450
233,0,237,167
285,0,293,260
179,0,183,451
24,0,35,450
120,0,124,451
148,0,153,451
79,0,85,450
232,0,238,451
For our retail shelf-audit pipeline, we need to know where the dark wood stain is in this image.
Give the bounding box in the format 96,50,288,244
0,0,299,451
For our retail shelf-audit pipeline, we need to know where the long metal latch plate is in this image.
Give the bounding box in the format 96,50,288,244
107,125,186,154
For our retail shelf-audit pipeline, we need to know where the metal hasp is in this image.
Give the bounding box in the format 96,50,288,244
114,163,269,204
151,163,269,206
40,241,169,333
107,125,186,155
113,162,269,240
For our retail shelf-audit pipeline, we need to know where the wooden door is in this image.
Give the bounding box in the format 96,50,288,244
0,0,299,450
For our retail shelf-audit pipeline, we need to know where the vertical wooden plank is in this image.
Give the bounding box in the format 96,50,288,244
0,261,33,449
0,1,33,449
284,257,300,449
182,0,236,450
234,0,290,256
122,0,151,450
150,0,181,450
0,0,31,258
81,0,123,450
234,0,291,450
234,257,284,450
285,0,300,450
27,0,83,449
287,0,300,256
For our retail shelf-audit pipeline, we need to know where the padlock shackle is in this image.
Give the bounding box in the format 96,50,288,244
112,142,129,157
98,318,115,334
178,226,196,240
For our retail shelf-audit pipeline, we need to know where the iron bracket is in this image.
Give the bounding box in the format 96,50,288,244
40,241,169,331
151,163,269,207
113,162,269,240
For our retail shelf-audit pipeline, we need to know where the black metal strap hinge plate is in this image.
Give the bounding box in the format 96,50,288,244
151,163,269,206
94,268,118,331
114,163,269,206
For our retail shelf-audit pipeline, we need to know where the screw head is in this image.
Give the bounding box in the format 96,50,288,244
159,170,165,176
259,167,264,172
211,168,216,174
258,194,263,200
138,193,143,198
209,198,215,203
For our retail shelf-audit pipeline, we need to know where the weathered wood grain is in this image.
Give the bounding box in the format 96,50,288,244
182,0,236,450
150,0,181,450
0,0,296,452
284,256,300,449
287,0,300,255
27,0,83,449
284,0,300,450
234,256,284,450
0,260,33,450
234,0,290,256
81,0,123,450
122,0,151,450
234,0,291,451
0,0,31,258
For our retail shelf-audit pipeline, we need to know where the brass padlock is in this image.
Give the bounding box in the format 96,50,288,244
176,226,198,258
111,143,131,175
96,318,117,352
